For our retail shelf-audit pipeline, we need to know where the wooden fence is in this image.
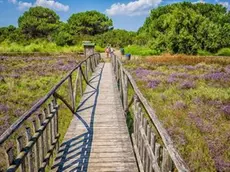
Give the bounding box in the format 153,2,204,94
0,53,101,172
112,55,189,172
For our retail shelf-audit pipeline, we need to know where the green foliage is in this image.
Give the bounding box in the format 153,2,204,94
139,2,230,54
94,29,135,48
18,6,60,38
55,31,74,46
216,48,230,56
124,45,160,56
197,49,212,56
68,10,113,35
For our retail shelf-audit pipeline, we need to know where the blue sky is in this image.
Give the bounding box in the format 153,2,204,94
0,0,228,31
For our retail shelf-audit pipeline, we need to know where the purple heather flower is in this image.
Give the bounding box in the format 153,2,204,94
167,76,177,84
222,105,230,119
203,72,229,81
170,73,190,78
179,81,195,89
135,68,151,78
10,73,20,79
174,101,187,109
0,103,9,113
224,65,230,74
148,80,161,89
184,65,196,70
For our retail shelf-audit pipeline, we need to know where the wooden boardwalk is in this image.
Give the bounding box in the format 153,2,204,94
52,61,138,171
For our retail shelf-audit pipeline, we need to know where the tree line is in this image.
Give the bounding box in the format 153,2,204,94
138,2,230,54
0,6,134,48
0,3,230,55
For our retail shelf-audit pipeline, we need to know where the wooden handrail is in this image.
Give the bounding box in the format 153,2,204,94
0,53,100,145
0,53,101,172
112,55,189,172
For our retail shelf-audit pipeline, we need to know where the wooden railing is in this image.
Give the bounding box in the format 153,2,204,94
112,55,189,172
0,53,101,172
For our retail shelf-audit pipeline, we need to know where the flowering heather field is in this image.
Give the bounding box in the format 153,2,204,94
0,55,83,136
125,55,230,171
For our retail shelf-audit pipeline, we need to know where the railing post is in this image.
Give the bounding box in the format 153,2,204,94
68,75,75,111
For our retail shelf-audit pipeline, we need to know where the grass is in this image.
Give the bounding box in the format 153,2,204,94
124,54,230,171
124,45,160,56
0,55,85,170
0,41,104,54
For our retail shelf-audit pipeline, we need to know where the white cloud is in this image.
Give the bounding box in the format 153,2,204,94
8,0,17,4
35,0,69,12
9,0,69,12
18,1,32,10
106,0,162,16
218,1,230,10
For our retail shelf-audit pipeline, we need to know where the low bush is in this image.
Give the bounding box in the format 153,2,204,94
124,45,160,56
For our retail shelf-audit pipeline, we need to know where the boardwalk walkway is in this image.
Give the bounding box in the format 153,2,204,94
52,59,138,171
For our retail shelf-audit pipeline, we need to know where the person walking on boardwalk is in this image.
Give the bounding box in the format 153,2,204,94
105,46,110,58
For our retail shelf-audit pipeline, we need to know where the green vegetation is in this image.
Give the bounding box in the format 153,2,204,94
124,45,160,56
138,2,230,55
124,55,230,171
0,55,85,170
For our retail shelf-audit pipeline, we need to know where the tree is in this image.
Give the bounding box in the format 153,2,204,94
18,6,60,38
68,10,113,35
138,2,230,54
94,29,135,48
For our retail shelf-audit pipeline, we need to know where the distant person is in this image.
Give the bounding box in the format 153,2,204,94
105,46,110,58
110,47,114,57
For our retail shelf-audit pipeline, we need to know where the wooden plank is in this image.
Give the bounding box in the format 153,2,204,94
25,127,33,172
32,120,39,171
38,114,44,165
17,136,25,172
162,147,173,172
68,75,75,110
5,147,14,168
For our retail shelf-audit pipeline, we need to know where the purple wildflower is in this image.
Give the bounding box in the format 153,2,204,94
188,112,213,133
135,68,151,79
174,101,187,109
167,76,178,84
0,103,9,113
222,105,230,119
170,73,190,78
179,81,196,89
11,73,20,79
184,65,196,70
204,72,229,81
224,65,230,74
148,80,161,89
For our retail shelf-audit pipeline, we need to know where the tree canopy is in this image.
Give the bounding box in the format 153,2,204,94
138,2,230,54
18,6,60,38
68,10,113,35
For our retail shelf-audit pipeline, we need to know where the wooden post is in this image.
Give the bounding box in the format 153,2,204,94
38,114,44,166
162,147,173,171
79,67,83,96
68,75,75,111
5,147,14,168
17,136,25,172
32,120,39,171
26,127,33,172
123,74,128,112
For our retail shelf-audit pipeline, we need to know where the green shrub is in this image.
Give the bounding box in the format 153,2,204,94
55,31,74,46
124,45,160,56
216,48,230,56
197,50,212,56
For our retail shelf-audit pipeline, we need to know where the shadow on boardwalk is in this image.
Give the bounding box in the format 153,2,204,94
52,63,104,172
